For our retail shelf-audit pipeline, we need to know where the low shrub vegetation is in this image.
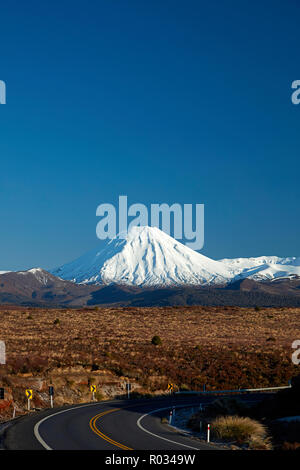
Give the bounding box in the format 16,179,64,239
151,335,162,346
1,305,299,391
207,397,251,417
211,415,271,449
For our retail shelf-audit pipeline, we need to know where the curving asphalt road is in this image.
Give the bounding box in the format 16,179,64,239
3,394,268,450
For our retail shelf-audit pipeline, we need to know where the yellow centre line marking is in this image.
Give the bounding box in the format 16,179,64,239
89,408,133,450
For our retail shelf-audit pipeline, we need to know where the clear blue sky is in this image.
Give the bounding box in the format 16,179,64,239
0,0,300,271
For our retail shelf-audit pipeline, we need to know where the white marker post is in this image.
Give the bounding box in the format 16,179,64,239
13,406,16,419
169,410,173,424
28,398,30,411
0,341,6,364
49,386,54,408
207,423,210,443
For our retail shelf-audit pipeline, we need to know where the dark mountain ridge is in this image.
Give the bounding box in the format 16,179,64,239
1,269,300,308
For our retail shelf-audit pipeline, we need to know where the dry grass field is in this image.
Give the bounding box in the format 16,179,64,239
1,304,299,394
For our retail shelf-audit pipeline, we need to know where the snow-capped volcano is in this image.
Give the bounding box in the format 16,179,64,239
4,227,299,288
52,226,233,286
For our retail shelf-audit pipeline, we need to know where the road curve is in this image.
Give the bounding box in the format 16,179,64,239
3,394,268,450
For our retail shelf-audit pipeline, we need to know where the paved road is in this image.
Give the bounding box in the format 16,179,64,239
3,394,268,450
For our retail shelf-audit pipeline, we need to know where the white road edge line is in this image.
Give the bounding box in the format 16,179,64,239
34,401,116,450
136,405,202,450
34,401,202,450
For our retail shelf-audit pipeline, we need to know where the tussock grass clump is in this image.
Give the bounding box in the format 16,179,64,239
248,436,273,450
211,415,270,448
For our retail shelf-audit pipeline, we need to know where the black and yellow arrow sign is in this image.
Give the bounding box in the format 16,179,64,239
167,383,173,391
25,389,33,400
90,385,97,393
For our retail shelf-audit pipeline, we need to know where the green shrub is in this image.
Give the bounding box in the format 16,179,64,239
151,335,162,346
53,318,60,325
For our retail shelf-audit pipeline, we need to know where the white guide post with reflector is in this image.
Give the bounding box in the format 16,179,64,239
207,423,210,443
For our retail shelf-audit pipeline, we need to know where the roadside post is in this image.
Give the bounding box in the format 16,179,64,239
169,410,173,424
49,386,54,408
90,385,96,401
126,383,131,399
25,389,33,411
0,387,4,400
207,423,210,443
13,406,16,419
0,341,5,365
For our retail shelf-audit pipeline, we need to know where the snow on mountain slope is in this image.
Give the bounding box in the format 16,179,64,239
16,267,62,285
220,256,300,281
52,226,233,286
3,230,298,287
240,264,300,281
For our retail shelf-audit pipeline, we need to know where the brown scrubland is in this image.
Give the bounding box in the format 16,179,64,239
0,305,299,421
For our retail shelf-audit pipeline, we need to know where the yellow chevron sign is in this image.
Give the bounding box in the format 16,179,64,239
25,389,33,400
90,385,97,393
167,383,173,391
